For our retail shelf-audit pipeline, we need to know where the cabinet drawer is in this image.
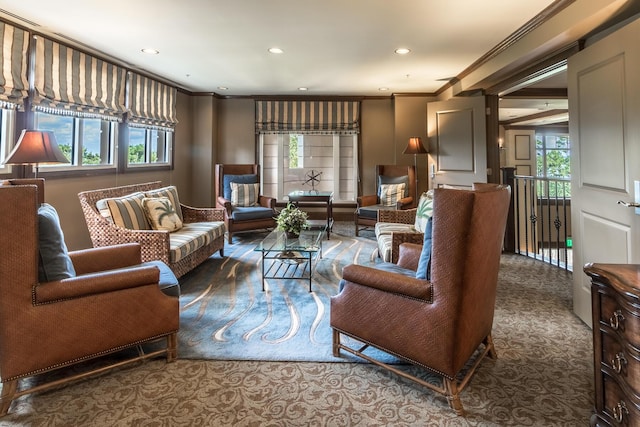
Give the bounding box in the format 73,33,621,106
603,374,640,426
602,329,640,395
600,293,640,345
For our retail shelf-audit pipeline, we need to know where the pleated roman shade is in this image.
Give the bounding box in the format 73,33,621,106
127,72,178,131
255,100,360,134
32,36,127,121
0,22,29,110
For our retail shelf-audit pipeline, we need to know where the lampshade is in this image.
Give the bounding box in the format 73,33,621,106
3,130,69,176
403,137,428,155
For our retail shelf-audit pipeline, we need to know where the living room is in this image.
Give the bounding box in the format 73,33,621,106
1,0,640,424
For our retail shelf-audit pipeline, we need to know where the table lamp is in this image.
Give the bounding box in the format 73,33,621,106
3,130,69,177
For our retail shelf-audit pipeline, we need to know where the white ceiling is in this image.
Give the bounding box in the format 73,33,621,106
0,0,557,97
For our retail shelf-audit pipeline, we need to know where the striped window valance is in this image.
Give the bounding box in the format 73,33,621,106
255,100,360,134
127,72,178,131
0,22,29,110
32,36,127,121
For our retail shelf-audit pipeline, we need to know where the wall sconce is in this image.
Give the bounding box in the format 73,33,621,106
3,130,69,177
403,137,429,201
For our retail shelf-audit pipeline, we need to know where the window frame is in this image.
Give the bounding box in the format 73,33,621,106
123,125,174,172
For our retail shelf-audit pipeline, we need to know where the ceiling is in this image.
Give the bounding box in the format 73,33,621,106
0,0,573,125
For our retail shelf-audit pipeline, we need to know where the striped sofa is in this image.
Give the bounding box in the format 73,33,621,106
78,182,225,278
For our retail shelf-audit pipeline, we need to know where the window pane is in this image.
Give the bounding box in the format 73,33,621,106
82,119,104,165
128,128,146,164
289,134,303,168
36,113,73,163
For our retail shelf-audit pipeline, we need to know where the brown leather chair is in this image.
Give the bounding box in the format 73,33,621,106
215,164,277,243
0,179,179,415
355,164,416,236
332,185,511,415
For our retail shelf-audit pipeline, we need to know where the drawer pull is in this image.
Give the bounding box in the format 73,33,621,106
610,310,625,330
611,353,627,374
612,401,628,423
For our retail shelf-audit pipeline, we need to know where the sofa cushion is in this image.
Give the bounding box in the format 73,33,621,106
379,183,406,207
143,197,183,232
230,206,275,221
101,192,150,230
414,191,434,233
230,182,259,207
144,186,183,222
169,222,226,263
378,175,410,198
38,203,76,282
140,260,180,298
223,174,258,200
416,216,433,280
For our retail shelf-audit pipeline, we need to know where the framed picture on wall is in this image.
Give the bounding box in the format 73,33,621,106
515,135,531,160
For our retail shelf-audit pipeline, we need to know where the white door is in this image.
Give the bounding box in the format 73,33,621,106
426,96,487,188
569,17,640,326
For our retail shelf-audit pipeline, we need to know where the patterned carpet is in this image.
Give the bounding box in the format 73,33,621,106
0,223,594,426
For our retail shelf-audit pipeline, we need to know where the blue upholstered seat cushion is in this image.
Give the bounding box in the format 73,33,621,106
378,175,410,198
357,204,396,219
38,203,76,282
140,260,180,298
230,206,275,221
415,216,433,280
223,174,258,200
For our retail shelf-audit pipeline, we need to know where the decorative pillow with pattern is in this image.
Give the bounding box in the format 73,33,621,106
142,197,183,232
414,190,434,233
102,192,150,230
379,183,406,207
231,182,259,207
144,186,183,222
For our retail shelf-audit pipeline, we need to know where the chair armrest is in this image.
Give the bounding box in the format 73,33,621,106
217,196,233,216
33,265,161,305
378,208,416,224
391,231,424,264
181,204,225,222
258,195,276,209
397,242,422,271
397,196,414,209
357,195,378,208
69,243,142,275
342,264,431,301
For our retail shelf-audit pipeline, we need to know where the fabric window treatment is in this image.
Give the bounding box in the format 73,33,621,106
0,22,29,110
127,72,178,131
32,36,127,121
255,100,360,134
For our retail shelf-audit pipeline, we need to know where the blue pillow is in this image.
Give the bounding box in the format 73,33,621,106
38,203,76,282
415,216,433,280
378,175,410,198
223,174,258,200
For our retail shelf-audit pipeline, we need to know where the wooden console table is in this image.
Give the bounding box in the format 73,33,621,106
585,263,640,425
288,191,334,239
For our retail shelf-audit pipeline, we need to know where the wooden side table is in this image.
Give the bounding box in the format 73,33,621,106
288,191,334,239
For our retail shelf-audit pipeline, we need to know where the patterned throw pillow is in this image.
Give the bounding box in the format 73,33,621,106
231,182,260,207
144,186,183,222
414,190,434,233
379,183,406,207
102,192,150,230
142,197,183,232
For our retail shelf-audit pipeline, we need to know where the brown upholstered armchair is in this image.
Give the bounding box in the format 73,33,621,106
355,164,416,236
215,164,277,243
332,185,511,415
0,180,179,415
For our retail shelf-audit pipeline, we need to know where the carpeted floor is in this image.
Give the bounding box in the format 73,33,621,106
0,223,593,426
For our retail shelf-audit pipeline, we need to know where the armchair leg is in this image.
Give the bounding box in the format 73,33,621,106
354,213,360,237
332,329,341,357
443,378,465,416
227,232,233,244
0,380,16,416
484,334,497,359
167,333,177,363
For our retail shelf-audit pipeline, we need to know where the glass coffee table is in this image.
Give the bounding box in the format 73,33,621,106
254,227,326,292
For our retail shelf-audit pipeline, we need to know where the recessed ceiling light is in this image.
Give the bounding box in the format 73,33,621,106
378,87,389,91
298,87,308,91
218,86,228,91
394,48,410,55
268,47,284,54
141,48,159,55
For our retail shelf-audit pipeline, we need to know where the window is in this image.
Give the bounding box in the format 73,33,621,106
0,109,16,174
261,133,357,202
127,127,172,165
34,112,116,170
536,132,571,197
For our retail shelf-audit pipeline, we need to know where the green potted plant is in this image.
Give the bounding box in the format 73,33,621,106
275,202,309,237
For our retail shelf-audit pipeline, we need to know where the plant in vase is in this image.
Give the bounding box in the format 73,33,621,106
275,202,309,237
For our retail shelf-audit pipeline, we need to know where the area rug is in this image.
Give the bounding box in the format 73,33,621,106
177,227,392,362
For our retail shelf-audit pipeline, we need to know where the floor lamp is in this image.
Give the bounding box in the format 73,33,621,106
2,130,69,177
403,136,428,202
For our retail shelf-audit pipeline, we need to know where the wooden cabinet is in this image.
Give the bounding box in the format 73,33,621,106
585,263,640,426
